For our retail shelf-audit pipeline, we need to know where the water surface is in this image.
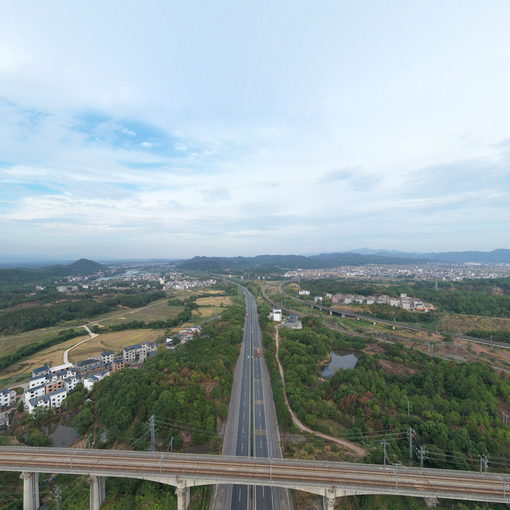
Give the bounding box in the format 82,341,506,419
321,352,358,378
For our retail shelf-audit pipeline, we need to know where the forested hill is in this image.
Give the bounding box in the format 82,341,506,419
177,252,422,271
352,248,510,264
45,258,104,276
0,258,105,287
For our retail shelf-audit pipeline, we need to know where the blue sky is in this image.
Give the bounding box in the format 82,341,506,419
1,1,509,259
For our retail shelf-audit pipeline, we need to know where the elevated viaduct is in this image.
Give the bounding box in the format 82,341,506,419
1,447,510,510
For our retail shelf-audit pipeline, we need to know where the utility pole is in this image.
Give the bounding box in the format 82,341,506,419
407,427,415,463
417,446,429,471
168,436,174,453
55,485,62,510
380,440,389,466
478,454,489,474
149,414,156,452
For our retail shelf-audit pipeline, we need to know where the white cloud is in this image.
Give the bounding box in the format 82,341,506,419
0,1,509,257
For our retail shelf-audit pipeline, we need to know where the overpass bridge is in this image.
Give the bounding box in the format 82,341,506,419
2,446,510,510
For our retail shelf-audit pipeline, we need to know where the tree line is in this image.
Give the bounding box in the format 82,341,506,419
0,291,165,334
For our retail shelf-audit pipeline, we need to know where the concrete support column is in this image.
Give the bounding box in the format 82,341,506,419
20,472,39,510
89,475,105,510
175,485,190,510
324,488,336,510
424,496,439,507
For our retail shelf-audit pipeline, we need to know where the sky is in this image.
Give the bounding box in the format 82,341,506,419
1,1,509,259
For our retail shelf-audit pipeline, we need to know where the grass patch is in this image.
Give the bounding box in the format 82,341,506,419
70,330,164,362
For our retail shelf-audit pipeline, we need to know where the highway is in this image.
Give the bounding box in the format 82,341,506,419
2,447,510,505
212,286,290,510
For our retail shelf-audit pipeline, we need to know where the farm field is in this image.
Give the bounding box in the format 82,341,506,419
0,325,82,357
69,329,164,363
195,295,232,307
89,300,183,327
438,313,510,333
0,287,230,385
0,335,89,384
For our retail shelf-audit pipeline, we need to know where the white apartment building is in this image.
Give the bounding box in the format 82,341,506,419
122,342,157,363
0,389,16,408
100,351,115,364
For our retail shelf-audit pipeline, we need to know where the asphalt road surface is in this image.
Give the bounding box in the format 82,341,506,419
212,286,291,510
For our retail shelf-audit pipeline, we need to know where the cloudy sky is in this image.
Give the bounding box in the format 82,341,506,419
1,1,509,259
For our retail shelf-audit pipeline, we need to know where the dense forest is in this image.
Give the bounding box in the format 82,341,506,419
0,291,165,334
298,277,510,318
278,317,510,470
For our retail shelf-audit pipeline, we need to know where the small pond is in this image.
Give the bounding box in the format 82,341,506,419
48,424,80,448
321,352,358,378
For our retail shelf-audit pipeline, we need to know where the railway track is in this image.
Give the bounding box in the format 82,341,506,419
1,447,509,502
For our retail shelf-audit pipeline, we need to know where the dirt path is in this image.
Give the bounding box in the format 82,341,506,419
274,326,367,457
63,325,99,364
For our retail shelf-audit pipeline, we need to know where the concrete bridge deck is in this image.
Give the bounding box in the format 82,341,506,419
1,446,510,509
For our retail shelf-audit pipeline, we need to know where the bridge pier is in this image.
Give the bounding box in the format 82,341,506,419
175,484,190,510
323,488,336,510
20,472,39,510
89,475,105,510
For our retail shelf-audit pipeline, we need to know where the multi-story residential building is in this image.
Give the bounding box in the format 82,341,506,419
122,342,157,363
24,385,46,406
45,379,65,394
76,358,104,376
32,365,50,378
110,358,125,373
63,376,80,392
100,351,114,364
29,375,48,389
27,395,50,414
27,388,68,414
83,370,109,391
0,389,16,408
49,389,67,408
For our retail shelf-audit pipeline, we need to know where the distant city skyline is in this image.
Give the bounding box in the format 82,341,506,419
1,1,509,258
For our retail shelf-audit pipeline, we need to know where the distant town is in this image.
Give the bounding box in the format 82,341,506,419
284,262,510,281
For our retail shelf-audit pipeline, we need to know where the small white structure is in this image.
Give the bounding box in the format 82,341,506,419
83,370,109,391
298,290,310,296
272,308,282,322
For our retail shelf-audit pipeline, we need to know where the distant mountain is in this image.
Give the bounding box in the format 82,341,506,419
349,249,510,264
46,258,105,276
0,259,105,287
177,252,423,271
